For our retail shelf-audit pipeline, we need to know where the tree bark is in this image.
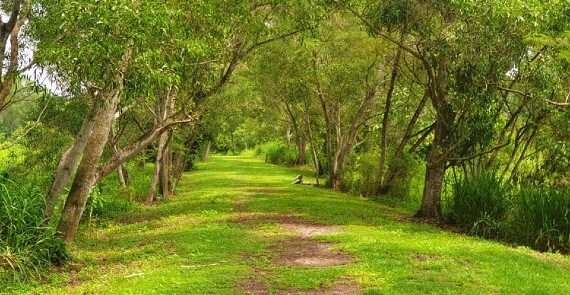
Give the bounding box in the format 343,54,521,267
146,133,170,205
377,48,401,190
56,91,120,243
379,94,429,195
0,0,31,110
43,100,100,221
416,103,454,219
203,140,211,161
158,131,173,197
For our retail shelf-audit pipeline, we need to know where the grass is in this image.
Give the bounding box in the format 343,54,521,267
4,155,570,294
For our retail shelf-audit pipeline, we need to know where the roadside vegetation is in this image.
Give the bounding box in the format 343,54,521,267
0,0,569,292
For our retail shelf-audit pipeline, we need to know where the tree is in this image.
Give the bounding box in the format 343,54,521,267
338,0,546,218
31,0,322,243
0,0,32,114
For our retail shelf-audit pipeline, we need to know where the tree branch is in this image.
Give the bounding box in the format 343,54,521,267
448,142,510,162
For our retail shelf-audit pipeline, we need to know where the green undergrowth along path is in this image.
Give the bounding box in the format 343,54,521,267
7,156,570,294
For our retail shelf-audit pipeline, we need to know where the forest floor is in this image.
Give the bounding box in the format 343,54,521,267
9,156,570,294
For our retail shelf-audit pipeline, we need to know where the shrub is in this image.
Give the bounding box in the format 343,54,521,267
505,188,570,252
84,180,140,225
254,141,299,166
0,180,69,284
343,152,379,197
445,172,510,238
385,153,421,198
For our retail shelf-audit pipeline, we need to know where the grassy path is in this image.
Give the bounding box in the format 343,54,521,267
14,156,570,294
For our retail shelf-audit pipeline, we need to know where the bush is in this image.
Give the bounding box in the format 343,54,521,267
445,172,510,238
343,152,379,197
0,180,69,284
505,188,570,252
445,171,570,252
254,141,299,166
385,153,421,198
84,178,140,225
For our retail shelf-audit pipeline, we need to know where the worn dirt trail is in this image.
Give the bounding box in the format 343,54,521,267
232,200,362,295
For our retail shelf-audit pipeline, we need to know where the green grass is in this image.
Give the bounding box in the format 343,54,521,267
5,155,570,294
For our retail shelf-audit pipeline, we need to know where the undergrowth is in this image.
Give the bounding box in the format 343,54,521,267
445,172,570,252
0,179,68,285
254,141,300,166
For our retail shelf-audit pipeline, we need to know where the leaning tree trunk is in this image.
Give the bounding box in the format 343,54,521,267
56,92,120,243
43,101,100,220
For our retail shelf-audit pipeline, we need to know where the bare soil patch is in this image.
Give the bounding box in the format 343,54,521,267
271,237,353,267
234,211,359,294
284,283,362,294
281,223,343,238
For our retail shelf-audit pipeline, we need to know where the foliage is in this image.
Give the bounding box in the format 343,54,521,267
343,151,379,197
84,182,139,226
0,144,26,174
445,172,510,238
254,141,300,167
505,188,570,252
0,179,69,284
385,153,422,198
446,172,570,252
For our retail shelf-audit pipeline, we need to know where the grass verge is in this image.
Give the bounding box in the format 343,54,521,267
4,155,570,294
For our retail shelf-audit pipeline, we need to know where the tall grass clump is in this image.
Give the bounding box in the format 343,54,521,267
505,188,570,252
0,180,69,284
254,141,300,166
445,172,510,238
343,152,379,197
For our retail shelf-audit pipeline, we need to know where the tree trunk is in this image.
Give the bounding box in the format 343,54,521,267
43,101,100,220
0,0,31,109
203,140,211,161
377,48,401,190
508,127,538,183
56,92,120,243
171,133,197,191
296,137,306,165
117,164,127,188
379,94,429,195
121,164,133,186
159,131,173,197
416,107,454,219
229,132,236,155
146,144,164,205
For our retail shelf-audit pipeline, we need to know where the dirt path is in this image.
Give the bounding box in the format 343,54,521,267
232,203,362,294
